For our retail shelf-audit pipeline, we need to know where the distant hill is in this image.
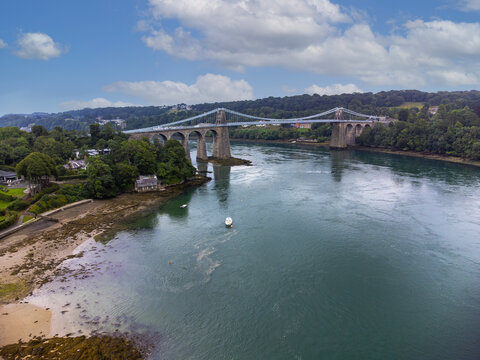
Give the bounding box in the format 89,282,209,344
1,90,479,131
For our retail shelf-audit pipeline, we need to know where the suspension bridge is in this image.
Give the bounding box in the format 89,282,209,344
125,107,391,162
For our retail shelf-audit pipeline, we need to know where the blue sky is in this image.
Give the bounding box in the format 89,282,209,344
0,0,479,115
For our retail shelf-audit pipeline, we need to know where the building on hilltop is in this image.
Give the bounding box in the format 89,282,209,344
19,123,35,133
97,117,126,129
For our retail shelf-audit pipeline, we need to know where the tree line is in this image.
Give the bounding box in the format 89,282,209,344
2,90,480,132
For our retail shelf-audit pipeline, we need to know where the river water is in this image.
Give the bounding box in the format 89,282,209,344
29,142,480,359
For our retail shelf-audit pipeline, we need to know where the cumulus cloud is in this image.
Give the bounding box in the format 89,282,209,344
15,32,66,60
0,39,6,48
139,0,480,87
461,0,480,10
103,74,254,105
59,98,135,110
305,83,363,96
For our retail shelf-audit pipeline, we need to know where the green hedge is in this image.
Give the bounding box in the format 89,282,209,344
0,212,18,230
0,193,14,203
32,184,60,203
6,199,30,211
30,184,86,215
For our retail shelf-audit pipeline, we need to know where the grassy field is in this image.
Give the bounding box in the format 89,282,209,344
0,201,10,210
0,188,26,209
22,215,33,223
2,188,26,197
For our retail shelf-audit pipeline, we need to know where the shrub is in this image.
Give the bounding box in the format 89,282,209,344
32,183,60,203
0,212,19,230
29,184,86,215
6,199,30,211
0,193,14,203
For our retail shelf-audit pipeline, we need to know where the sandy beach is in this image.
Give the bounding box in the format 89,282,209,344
0,303,51,347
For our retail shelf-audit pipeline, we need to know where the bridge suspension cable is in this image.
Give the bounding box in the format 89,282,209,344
156,107,380,128
123,107,384,134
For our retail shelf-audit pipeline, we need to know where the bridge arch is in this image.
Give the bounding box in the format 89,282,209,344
355,124,363,137
345,124,355,146
151,133,167,145
170,131,191,162
188,130,208,162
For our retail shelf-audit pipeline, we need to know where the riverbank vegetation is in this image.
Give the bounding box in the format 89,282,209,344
0,124,195,231
357,105,480,159
230,123,332,142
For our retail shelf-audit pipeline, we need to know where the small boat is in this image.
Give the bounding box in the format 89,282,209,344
225,217,233,227
180,204,187,208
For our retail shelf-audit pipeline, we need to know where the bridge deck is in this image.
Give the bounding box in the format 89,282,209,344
125,119,389,134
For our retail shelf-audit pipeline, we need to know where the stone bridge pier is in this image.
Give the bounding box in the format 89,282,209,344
329,122,372,149
212,110,231,159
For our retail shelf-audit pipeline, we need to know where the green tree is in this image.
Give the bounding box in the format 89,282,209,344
114,162,139,192
116,139,157,175
89,124,101,146
84,156,118,198
157,140,195,184
398,109,410,122
16,152,57,195
31,125,49,137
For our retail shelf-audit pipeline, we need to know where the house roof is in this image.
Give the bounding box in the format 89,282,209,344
135,175,158,187
0,170,16,177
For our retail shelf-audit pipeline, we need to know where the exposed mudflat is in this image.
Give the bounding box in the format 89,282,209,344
0,175,210,358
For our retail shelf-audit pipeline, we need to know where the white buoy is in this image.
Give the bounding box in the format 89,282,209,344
225,217,233,227
180,204,187,208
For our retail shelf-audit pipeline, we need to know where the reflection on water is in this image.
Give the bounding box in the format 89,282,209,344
196,161,208,174
329,149,353,182
212,165,230,205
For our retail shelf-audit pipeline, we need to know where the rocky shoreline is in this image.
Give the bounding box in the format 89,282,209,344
352,146,480,168
0,175,210,358
206,156,252,166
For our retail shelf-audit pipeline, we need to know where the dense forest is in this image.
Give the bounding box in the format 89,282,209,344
2,90,480,132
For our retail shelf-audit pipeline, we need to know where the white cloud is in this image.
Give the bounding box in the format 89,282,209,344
0,39,7,48
461,0,480,10
305,83,363,96
103,74,254,105
59,98,135,110
15,32,66,60
139,1,480,87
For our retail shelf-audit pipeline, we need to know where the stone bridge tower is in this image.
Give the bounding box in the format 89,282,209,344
212,110,231,159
